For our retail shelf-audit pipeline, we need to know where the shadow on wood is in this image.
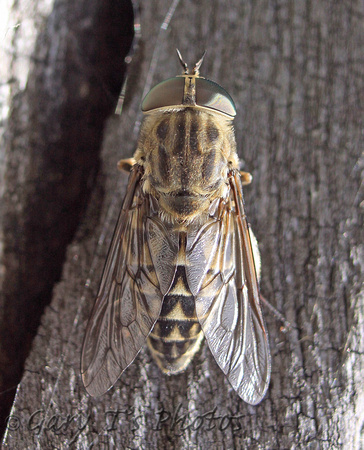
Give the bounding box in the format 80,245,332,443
0,0,134,436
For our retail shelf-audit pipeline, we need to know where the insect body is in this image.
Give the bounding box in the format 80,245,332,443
81,52,271,405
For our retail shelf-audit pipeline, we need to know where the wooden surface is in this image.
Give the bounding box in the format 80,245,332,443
2,0,363,448
0,0,134,437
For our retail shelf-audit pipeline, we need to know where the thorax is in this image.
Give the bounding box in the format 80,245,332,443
135,108,239,221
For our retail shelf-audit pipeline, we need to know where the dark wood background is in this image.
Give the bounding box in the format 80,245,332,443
1,0,363,448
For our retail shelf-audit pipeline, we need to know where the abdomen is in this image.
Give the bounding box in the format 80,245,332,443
147,265,204,374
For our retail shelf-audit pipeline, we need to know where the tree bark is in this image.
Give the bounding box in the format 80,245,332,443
0,0,134,437
2,0,363,448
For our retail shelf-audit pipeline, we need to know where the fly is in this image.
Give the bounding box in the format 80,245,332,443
81,50,271,405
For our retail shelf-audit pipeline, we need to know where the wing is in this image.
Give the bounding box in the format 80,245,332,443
187,171,271,405
81,165,164,397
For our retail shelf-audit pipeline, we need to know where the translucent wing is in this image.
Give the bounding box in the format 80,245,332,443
81,165,164,397
187,171,271,405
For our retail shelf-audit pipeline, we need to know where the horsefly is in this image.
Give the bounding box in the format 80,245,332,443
81,50,271,405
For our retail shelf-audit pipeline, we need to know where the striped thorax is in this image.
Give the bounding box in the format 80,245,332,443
135,109,238,223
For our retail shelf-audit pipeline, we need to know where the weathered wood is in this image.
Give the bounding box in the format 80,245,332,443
2,0,363,448
0,0,134,436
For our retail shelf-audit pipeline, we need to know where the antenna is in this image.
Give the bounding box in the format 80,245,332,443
193,50,206,76
176,49,207,75
176,48,188,74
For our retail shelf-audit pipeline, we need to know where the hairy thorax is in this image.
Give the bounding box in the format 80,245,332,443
134,109,239,222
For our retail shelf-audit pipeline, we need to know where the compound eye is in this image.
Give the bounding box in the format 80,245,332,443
195,78,236,117
141,78,185,112
141,76,236,118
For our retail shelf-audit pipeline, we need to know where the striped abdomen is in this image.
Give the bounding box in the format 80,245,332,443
147,264,204,374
